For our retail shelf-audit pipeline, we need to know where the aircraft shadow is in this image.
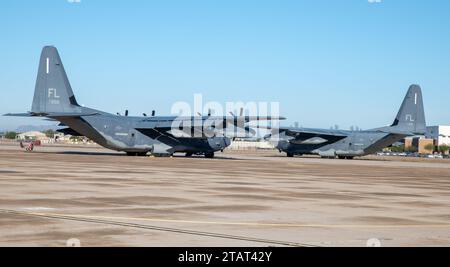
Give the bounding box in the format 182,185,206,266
55,151,124,156
45,151,246,160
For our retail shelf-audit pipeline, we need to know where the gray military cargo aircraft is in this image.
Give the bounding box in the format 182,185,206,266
266,85,426,159
5,46,284,158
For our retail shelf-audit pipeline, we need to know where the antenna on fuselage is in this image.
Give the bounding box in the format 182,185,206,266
152,110,156,117
143,113,147,117
125,110,129,117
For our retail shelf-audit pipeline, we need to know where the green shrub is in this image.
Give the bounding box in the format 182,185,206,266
4,132,18,139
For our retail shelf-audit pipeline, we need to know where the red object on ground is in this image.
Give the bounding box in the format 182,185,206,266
19,140,42,152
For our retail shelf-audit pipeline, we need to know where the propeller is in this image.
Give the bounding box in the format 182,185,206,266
229,108,244,117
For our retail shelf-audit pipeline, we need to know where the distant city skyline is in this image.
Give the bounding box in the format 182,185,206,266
1,0,449,131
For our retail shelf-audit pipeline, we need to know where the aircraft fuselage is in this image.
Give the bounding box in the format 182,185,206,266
276,129,406,158
57,110,231,155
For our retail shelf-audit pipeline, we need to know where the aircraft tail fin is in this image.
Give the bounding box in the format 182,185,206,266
388,85,426,135
31,46,82,115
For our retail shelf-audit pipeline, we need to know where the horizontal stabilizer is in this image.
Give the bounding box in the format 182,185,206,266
375,128,418,136
4,112,98,118
3,113,34,117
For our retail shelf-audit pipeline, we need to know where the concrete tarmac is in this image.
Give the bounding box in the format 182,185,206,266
0,143,449,247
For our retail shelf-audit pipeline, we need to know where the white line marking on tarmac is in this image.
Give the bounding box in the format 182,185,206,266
21,207,56,212
21,212,450,229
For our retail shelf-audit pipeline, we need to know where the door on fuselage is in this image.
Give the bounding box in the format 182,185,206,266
128,129,137,147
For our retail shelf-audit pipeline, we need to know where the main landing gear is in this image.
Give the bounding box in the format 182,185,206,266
185,152,214,158
126,152,148,157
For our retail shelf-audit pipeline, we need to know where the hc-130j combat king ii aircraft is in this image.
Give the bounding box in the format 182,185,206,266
266,85,426,159
5,46,284,158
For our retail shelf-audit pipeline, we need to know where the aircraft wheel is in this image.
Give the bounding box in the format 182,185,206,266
137,152,148,157
185,152,194,157
338,156,346,160
126,152,138,156
204,152,215,158
286,153,294,158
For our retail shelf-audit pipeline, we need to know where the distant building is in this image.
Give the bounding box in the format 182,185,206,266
228,140,275,150
426,126,450,146
54,132,73,142
405,137,434,154
16,131,51,143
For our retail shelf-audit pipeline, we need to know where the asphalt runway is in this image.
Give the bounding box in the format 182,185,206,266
0,143,449,247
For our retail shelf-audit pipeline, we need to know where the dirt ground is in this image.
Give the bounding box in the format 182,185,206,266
0,143,449,247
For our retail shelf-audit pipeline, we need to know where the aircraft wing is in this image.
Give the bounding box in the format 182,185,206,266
233,116,285,123
135,115,281,139
269,127,348,145
135,127,187,147
162,115,285,124
213,116,285,125
135,125,253,140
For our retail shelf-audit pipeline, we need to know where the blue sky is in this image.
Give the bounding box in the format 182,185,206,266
1,0,449,131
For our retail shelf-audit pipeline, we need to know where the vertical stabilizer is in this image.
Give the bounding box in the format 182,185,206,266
390,85,426,135
31,46,81,114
